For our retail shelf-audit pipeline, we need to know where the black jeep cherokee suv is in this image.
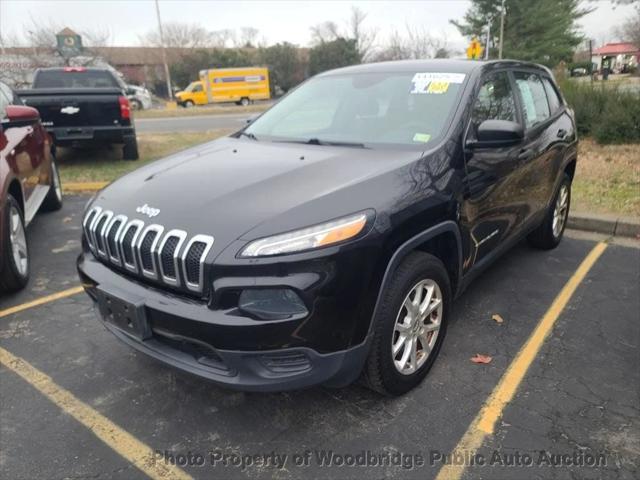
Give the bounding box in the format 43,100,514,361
78,60,577,395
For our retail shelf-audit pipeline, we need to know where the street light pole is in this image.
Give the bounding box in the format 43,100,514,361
485,21,490,60
498,0,506,59
154,0,173,100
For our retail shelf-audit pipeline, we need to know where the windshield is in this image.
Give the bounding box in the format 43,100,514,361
245,71,466,148
185,82,202,92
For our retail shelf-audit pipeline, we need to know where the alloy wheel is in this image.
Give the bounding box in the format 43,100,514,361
552,184,569,238
9,205,28,276
391,279,443,375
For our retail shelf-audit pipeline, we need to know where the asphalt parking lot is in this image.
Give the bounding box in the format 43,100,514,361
1,194,638,480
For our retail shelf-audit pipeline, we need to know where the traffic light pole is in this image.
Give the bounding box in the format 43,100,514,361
498,0,505,59
485,21,490,60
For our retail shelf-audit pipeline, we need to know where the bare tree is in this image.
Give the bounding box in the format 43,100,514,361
236,27,259,47
309,7,377,61
618,6,640,46
0,20,112,86
348,6,378,60
372,30,410,61
139,22,215,48
24,16,60,48
210,29,235,48
372,25,449,61
80,26,112,48
310,21,341,44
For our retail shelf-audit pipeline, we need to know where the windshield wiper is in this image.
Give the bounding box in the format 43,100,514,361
238,131,258,140
276,138,366,148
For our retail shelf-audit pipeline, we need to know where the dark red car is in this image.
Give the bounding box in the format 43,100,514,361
1,80,63,293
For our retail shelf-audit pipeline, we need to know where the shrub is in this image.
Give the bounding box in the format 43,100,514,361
559,80,640,144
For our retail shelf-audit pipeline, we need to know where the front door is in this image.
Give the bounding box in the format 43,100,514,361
461,69,524,271
0,85,47,223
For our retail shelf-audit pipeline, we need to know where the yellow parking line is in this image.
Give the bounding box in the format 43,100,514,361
0,286,84,319
435,241,607,480
0,346,192,480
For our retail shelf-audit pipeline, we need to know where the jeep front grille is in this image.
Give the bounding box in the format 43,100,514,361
83,206,214,293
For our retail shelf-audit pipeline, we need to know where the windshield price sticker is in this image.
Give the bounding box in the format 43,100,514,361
411,73,465,94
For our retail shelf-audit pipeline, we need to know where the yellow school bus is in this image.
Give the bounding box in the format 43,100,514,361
175,67,270,107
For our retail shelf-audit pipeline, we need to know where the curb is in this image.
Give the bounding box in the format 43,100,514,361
567,212,640,238
61,182,640,239
63,182,108,193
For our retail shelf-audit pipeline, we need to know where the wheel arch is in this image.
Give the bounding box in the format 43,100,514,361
368,221,463,337
7,179,24,214
564,157,577,181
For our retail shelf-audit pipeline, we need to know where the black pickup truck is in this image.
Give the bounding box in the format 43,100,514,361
18,67,139,160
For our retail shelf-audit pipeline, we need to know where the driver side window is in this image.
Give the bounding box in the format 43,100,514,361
471,71,517,134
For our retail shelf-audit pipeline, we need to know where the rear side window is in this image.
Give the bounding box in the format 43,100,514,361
471,71,517,131
541,77,562,114
34,70,119,89
514,72,550,128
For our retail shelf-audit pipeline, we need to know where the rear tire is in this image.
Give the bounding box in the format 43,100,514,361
363,252,451,396
240,97,250,107
122,137,139,161
184,100,195,108
0,195,30,293
528,174,571,250
41,153,63,212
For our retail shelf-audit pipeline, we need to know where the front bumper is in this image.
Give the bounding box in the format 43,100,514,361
77,253,373,391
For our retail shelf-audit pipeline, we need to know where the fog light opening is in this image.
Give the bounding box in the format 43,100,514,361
238,288,308,320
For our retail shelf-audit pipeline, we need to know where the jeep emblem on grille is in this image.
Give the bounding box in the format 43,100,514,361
136,204,160,218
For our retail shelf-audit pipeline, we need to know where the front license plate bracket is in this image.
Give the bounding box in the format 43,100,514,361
96,288,151,340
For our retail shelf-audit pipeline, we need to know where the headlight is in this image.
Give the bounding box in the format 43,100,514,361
240,212,368,257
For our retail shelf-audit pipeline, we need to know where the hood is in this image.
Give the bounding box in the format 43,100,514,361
92,137,421,254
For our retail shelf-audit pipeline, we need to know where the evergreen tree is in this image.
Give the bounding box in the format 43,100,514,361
451,0,590,66
308,38,361,75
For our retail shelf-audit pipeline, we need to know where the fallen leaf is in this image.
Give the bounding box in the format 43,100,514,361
471,354,492,364
492,314,504,324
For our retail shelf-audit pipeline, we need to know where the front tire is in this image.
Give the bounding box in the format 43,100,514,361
41,153,63,212
184,100,195,108
240,97,250,107
528,174,571,250
0,195,30,293
364,252,451,396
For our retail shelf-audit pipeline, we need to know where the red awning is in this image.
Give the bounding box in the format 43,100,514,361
593,42,639,56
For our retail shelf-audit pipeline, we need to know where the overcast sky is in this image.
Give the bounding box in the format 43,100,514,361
0,0,634,52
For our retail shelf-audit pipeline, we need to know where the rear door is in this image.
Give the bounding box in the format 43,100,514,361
511,71,558,219
462,69,524,270
540,75,575,205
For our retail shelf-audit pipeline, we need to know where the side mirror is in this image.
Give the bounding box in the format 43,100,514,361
5,105,40,123
470,120,524,148
126,87,136,95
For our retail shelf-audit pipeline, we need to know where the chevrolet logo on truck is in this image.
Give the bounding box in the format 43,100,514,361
60,106,80,114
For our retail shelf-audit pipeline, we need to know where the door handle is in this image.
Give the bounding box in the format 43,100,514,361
517,149,535,161
557,129,568,139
